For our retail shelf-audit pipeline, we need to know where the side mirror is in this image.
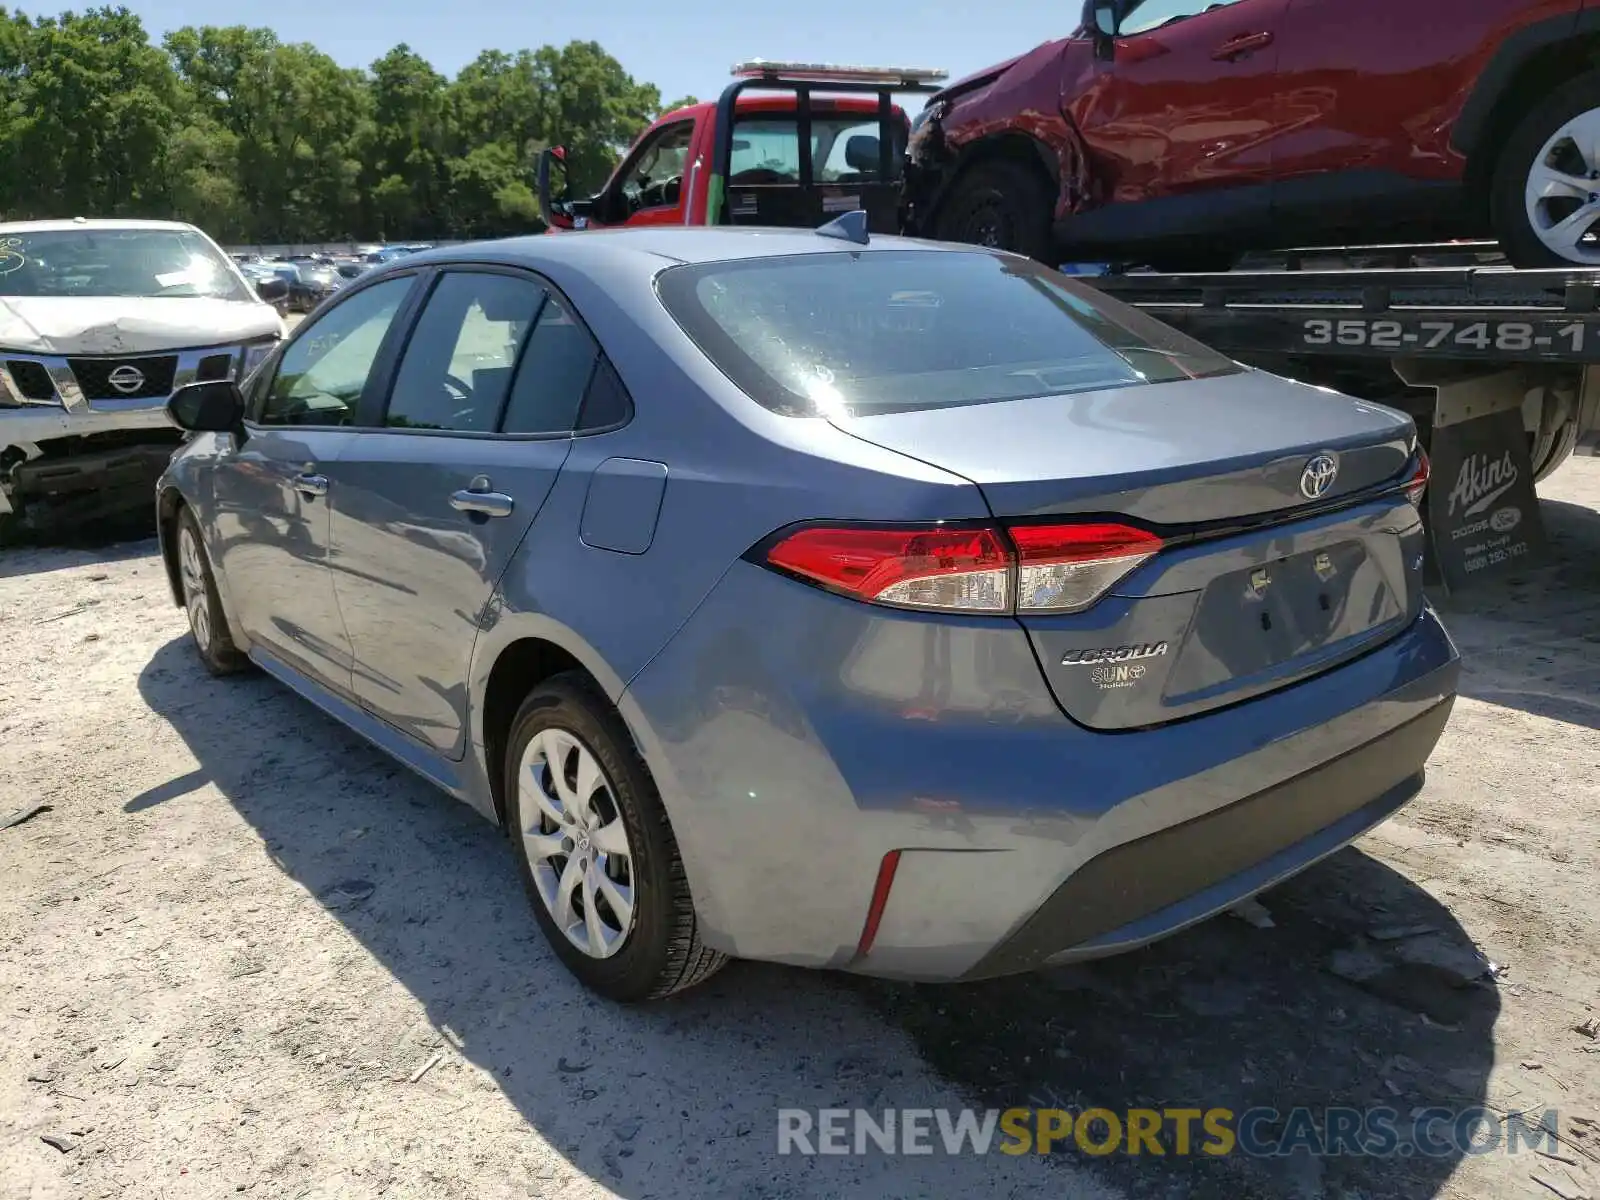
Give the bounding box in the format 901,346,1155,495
168,380,245,434
1088,0,1119,58
254,275,289,303
537,147,577,230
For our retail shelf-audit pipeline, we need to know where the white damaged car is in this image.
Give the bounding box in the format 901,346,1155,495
0,218,287,536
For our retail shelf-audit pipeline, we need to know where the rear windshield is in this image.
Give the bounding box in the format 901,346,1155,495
0,228,251,301
655,249,1240,417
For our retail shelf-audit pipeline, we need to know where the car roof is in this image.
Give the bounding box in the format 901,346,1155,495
399,225,978,271
0,217,203,235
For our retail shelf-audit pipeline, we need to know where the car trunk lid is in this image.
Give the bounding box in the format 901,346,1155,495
831,371,1425,729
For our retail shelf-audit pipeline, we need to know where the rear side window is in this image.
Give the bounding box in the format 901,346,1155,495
501,293,601,434
655,250,1240,417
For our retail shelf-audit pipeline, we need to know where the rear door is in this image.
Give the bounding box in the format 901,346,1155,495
1063,0,1290,231
325,266,604,758
1267,0,1567,231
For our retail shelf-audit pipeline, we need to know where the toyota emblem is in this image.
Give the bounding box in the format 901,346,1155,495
107,364,146,395
1299,453,1339,500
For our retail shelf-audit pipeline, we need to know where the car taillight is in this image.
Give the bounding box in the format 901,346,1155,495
761,520,1161,615
1405,447,1430,507
1009,522,1164,613
764,525,1012,612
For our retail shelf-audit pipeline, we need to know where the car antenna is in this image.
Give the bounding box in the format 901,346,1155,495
815,210,869,246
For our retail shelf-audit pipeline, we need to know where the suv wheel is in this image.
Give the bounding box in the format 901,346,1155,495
175,508,248,675
504,673,727,1002
933,159,1056,262
1492,69,1600,267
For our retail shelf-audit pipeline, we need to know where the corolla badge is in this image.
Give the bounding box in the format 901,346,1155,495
1061,641,1169,667
1299,453,1339,500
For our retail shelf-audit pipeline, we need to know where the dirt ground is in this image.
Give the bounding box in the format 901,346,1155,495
1,458,1597,1200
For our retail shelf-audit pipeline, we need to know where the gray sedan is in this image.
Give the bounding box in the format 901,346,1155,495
154,224,1459,1001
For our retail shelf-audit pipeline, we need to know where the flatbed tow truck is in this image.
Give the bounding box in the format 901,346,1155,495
539,61,1600,589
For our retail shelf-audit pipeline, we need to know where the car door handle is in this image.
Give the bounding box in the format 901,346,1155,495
294,472,328,498
450,478,515,518
1213,30,1273,59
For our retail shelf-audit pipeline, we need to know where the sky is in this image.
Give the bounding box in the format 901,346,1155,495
118,0,1073,115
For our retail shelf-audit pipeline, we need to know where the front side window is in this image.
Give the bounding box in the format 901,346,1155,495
616,121,696,213
385,272,547,432
1119,0,1251,36
0,227,252,301
257,276,413,427
656,249,1240,418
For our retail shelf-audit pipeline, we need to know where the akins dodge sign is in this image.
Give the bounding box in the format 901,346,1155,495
1427,406,1547,591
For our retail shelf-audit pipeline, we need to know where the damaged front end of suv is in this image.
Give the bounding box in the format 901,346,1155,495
0,219,284,541
901,37,1093,263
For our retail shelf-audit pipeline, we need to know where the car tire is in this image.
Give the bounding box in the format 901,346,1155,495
933,158,1056,263
175,507,248,676
504,672,727,1002
1491,69,1600,267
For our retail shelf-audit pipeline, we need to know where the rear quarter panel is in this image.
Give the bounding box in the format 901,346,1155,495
466,251,987,732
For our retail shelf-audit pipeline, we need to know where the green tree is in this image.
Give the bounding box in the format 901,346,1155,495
165,26,368,241
0,11,671,242
534,40,660,194
6,7,180,217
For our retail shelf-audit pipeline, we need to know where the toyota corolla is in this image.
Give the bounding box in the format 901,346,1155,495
154,223,1459,1002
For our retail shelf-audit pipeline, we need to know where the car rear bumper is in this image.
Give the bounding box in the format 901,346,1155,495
620,562,1460,981
964,695,1450,978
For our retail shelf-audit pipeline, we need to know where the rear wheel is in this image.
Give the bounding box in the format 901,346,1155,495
504,673,727,1002
1492,69,1600,267
933,159,1056,262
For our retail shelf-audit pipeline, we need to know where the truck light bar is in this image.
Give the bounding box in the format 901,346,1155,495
730,59,948,88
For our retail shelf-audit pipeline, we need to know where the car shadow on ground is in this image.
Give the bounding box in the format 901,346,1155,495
134,638,1095,1198
135,634,1498,1199
853,845,1500,1199
1432,496,1600,731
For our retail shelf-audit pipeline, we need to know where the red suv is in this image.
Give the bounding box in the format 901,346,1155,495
903,0,1600,268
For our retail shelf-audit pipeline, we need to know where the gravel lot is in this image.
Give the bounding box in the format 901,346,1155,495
1,456,1596,1200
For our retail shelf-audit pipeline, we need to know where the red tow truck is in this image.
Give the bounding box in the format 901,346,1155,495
537,61,947,237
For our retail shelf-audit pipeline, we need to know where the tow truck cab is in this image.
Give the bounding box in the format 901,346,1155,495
537,61,947,236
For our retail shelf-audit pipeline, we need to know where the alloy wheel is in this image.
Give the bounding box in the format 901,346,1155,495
178,524,212,652
517,727,636,959
1524,105,1600,264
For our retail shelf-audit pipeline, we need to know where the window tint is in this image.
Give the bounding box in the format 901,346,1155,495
655,250,1240,418
258,276,412,426
1120,0,1248,36
385,272,546,432
576,358,632,431
501,293,600,434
